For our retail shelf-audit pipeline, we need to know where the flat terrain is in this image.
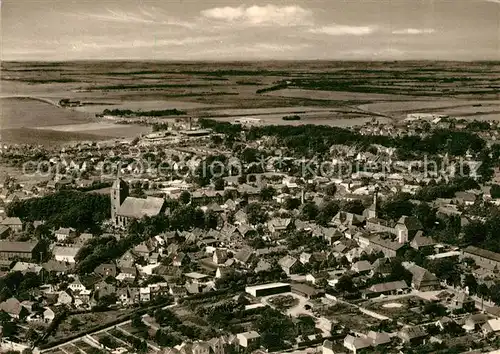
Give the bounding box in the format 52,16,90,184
1,60,499,145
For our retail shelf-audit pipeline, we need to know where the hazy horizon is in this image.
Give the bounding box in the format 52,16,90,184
3,0,499,62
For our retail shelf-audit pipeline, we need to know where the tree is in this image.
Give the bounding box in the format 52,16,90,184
246,203,268,225
179,191,191,204
477,283,490,299
462,274,478,295
324,184,337,196
300,202,319,220
284,197,301,210
340,200,365,215
213,178,225,191
336,275,355,293
131,313,145,328
260,187,276,201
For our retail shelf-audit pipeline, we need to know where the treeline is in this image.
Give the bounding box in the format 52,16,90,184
200,119,487,159
6,191,110,234
256,82,288,94
102,108,187,117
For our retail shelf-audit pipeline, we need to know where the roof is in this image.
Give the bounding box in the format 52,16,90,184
344,335,371,349
184,272,209,280
411,231,436,248
369,280,408,293
117,196,164,218
0,241,38,253
483,319,500,332
399,326,427,339
291,283,321,296
1,217,22,226
245,282,290,293
237,331,260,340
397,216,422,230
279,255,297,269
0,298,24,315
463,246,500,263
53,246,80,257
352,260,372,272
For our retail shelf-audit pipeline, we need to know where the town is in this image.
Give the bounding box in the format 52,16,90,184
1,111,500,354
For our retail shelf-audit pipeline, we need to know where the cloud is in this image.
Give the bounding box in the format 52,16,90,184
309,25,376,36
69,36,221,52
67,8,194,28
200,5,312,26
392,28,435,35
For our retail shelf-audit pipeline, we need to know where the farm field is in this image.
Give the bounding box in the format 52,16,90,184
2,60,499,145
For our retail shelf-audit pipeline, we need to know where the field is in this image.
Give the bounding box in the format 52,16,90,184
1,60,499,145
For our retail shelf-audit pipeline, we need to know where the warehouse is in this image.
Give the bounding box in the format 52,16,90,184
245,282,291,297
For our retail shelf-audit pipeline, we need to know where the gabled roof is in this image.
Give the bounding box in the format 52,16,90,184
117,196,164,218
368,280,408,293
279,255,297,269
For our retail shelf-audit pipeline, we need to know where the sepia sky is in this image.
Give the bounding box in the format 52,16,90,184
2,0,499,61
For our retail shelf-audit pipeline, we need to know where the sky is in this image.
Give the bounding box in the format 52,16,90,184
2,0,499,61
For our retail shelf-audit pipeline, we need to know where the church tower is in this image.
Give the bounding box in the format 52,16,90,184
111,178,129,225
365,186,379,219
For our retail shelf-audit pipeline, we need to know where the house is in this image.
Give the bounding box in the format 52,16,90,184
57,291,73,306
343,335,371,353
116,267,137,282
351,260,372,274
291,283,324,299
267,218,293,234
368,234,407,258
133,243,150,259
236,331,260,350
463,314,489,332
55,227,76,243
451,292,475,312
0,298,29,319
0,241,39,261
68,276,86,292
462,246,500,271
77,233,93,245
234,247,254,266
94,263,117,278
364,280,408,298
1,217,22,233
213,249,228,265
482,319,500,335
53,246,81,264
172,252,187,267
42,260,69,275
410,231,436,251
407,265,440,291
279,255,299,276
398,326,427,345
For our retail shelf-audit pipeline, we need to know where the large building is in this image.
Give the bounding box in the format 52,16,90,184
245,282,291,297
0,241,39,261
111,178,166,228
462,246,500,271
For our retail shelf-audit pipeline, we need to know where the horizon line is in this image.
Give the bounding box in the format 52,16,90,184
3,58,500,64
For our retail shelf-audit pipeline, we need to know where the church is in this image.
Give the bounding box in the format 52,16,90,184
111,178,166,228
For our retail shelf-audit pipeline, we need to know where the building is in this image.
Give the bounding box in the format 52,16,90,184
0,217,22,233
55,227,76,243
407,265,440,291
462,246,500,271
111,178,166,228
245,282,291,297
53,246,80,264
236,331,260,349
0,241,38,261
291,283,324,299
